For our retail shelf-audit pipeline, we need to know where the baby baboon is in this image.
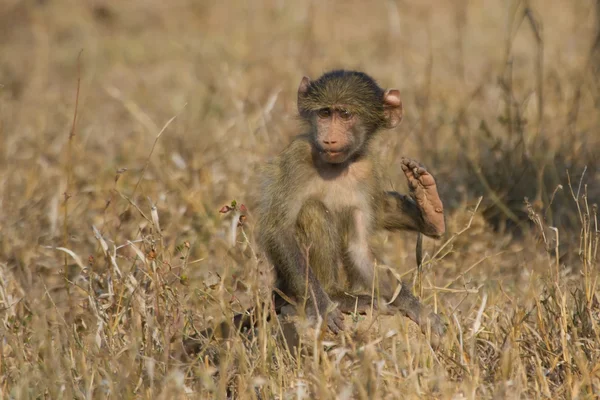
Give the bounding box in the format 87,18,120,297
257,70,446,337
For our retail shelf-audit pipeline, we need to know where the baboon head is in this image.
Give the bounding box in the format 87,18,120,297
297,70,403,164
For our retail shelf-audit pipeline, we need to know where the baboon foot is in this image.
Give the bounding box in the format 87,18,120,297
305,301,345,334
325,307,345,334
403,308,446,349
400,158,445,234
422,311,446,349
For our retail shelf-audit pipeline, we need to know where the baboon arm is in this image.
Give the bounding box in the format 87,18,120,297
381,191,445,238
346,209,396,298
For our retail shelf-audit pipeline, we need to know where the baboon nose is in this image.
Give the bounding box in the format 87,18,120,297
323,140,337,145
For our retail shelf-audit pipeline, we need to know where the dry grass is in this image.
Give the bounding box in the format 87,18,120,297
1,0,599,398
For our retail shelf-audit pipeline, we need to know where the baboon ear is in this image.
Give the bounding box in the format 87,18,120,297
383,89,403,128
298,76,311,115
298,76,311,95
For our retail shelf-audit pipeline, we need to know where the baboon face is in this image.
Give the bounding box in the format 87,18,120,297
297,70,403,165
311,104,367,164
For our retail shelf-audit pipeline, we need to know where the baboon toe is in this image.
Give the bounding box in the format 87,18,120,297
327,308,345,334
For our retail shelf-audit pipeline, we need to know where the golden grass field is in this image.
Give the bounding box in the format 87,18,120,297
1,0,600,398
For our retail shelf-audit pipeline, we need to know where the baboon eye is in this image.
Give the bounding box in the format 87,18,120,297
339,109,352,120
317,108,331,118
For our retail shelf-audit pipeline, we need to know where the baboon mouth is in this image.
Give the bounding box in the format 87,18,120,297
322,148,348,156
320,149,350,164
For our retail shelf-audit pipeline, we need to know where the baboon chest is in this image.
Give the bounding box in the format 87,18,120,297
320,179,371,218
293,160,378,230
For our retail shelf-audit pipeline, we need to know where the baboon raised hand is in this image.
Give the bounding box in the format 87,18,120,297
257,70,446,338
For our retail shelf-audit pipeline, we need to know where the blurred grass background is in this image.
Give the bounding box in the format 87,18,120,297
0,0,599,398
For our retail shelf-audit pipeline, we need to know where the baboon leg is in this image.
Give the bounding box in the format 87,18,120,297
328,289,445,343
270,197,345,332
389,282,445,338
295,198,341,293
342,209,445,339
330,293,392,315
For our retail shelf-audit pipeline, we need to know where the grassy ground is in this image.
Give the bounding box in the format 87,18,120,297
1,0,599,398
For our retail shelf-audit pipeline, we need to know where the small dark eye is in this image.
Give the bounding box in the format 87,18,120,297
339,109,352,120
317,108,331,118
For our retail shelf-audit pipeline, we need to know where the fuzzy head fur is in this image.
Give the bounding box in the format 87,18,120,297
297,70,389,130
